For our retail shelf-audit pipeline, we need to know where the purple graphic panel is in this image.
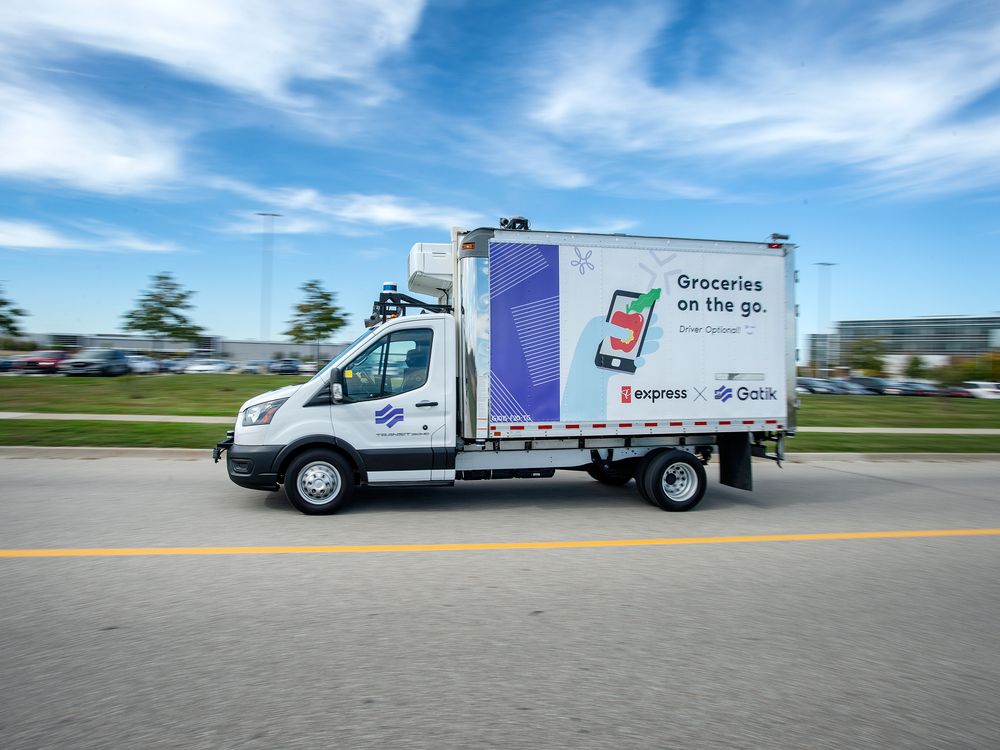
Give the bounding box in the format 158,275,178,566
489,242,560,422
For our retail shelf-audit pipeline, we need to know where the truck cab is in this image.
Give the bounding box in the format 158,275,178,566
219,310,457,508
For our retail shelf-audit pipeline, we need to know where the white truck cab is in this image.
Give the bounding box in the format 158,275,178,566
215,222,797,514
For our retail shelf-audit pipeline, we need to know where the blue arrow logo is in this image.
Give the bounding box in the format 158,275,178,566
714,385,733,403
374,403,404,428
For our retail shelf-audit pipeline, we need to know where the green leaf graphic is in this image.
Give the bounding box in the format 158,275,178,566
627,288,661,314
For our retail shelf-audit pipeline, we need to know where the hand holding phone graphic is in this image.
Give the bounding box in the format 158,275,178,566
595,289,660,373
561,291,663,421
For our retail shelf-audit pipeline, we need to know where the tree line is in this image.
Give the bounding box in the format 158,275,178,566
834,337,998,385
0,274,347,355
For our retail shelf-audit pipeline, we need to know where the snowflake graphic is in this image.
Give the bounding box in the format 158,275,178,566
570,246,595,276
638,250,681,294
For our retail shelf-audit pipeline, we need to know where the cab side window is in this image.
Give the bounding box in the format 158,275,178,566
341,329,432,402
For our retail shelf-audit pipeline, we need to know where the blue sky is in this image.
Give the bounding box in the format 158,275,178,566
1,0,998,348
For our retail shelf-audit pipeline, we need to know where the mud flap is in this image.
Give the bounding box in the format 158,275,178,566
718,433,752,491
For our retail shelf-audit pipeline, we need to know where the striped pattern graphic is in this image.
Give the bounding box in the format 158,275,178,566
489,372,532,422
510,295,560,386
374,403,404,428
489,243,549,297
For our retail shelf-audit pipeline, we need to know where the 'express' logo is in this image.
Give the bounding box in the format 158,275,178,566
622,386,687,403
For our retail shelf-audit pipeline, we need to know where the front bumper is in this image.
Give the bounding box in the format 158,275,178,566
215,431,282,491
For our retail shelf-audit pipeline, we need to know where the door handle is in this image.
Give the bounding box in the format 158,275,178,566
415,400,438,407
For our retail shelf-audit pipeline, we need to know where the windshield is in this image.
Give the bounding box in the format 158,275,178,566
310,328,378,382
78,349,109,359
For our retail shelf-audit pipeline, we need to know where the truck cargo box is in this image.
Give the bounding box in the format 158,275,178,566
454,229,796,441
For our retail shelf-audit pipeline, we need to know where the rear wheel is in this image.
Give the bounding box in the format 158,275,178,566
643,450,707,512
634,451,663,503
285,450,354,515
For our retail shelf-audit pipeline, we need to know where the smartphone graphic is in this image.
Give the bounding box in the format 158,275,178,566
595,289,657,373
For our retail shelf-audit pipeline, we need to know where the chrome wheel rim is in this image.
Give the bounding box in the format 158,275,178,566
297,461,341,505
660,462,697,503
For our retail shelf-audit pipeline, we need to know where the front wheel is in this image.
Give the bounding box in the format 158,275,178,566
285,450,355,515
643,450,707,512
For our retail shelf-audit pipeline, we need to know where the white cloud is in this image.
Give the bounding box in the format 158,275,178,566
458,127,592,190
0,0,425,108
211,178,484,232
217,213,330,236
0,81,182,193
562,219,639,234
522,1,1000,197
0,1,427,193
0,219,176,252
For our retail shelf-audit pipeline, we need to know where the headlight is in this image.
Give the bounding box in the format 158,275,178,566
243,398,288,426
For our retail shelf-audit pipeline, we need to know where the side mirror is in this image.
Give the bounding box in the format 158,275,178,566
329,367,344,403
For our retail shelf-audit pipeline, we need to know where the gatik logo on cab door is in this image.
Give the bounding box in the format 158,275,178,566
621,385,687,403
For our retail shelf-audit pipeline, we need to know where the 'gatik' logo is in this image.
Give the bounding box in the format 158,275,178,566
375,403,404,428
715,385,733,403
620,386,632,403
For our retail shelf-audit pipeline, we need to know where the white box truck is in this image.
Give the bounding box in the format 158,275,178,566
214,221,797,514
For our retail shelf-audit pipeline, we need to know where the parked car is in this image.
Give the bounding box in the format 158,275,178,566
943,385,976,398
239,359,272,374
157,358,181,373
961,381,1000,399
825,379,873,395
0,356,18,373
270,358,302,375
299,361,318,375
796,377,836,394
890,381,934,397
183,359,230,374
59,348,130,376
126,355,159,374
17,350,71,374
848,376,901,395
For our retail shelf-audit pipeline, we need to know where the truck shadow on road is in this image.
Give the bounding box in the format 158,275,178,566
259,474,795,515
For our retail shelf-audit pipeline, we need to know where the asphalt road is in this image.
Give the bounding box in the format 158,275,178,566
1,455,999,749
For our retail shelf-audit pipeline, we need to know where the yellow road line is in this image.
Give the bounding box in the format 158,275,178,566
1,528,998,558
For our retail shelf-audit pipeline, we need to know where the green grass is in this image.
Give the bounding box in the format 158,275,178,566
796,394,1000,428
0,374,307,416
786,433,1000,453
0,419,997,452
0,420,224,448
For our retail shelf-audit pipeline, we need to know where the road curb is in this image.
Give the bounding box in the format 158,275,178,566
0,447,996,462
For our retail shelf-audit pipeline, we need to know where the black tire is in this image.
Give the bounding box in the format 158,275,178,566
634,450,663,504
643,450,707,512
284,449,355,515
585,464,632,486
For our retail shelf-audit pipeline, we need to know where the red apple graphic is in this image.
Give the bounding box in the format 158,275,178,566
610,310,643,353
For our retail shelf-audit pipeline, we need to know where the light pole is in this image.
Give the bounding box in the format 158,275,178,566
256,212,281,341
814,262,837,376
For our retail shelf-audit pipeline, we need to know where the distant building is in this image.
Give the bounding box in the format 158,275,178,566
806,333,840,375
809,315,1000,375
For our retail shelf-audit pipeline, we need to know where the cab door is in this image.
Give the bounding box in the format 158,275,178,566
334,319,447,483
